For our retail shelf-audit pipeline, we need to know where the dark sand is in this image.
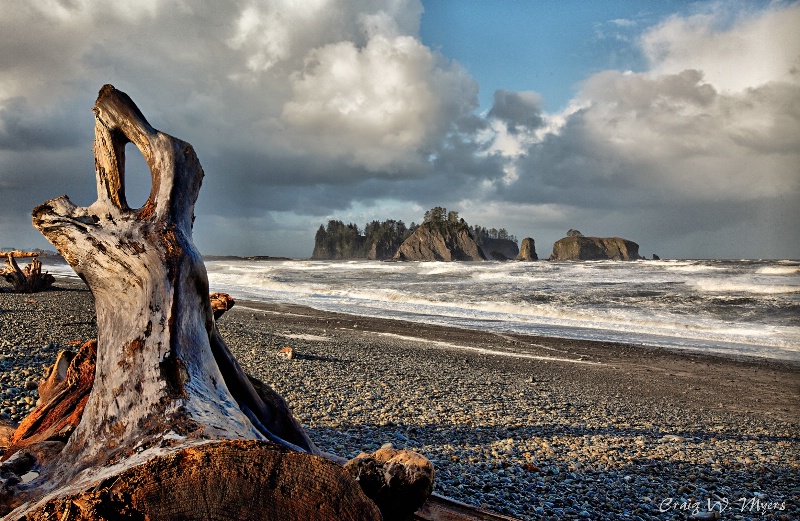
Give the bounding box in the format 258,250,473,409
2,279,799,520
233,299,800,422
220,299,800,519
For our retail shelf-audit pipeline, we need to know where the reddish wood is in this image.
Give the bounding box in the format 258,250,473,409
413,495,524,521
0,424,14,454
17,441,381,521
2,341,96,461
0,251,40,258
210,292,235,319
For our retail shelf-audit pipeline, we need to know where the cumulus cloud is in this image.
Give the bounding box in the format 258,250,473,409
0,0,495,252
472,2,800,257
568,68,799,201
0,0,797,258
641,3,800,91
0,0,472,170
281,32,476,171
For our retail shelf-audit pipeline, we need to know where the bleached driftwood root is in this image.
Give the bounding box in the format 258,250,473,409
0,252,54,293
0,85,433,520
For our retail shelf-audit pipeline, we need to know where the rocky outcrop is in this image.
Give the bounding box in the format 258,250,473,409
367,237,402,261
393,225,486,261
549,236,641,261
516,238,538,261
478,238,519,261
312,221,365,260
312,219,412,260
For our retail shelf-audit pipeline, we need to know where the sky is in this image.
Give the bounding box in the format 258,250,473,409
0,0,798,260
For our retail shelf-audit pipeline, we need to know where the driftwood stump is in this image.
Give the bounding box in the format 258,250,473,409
0,252,54,293
344,446,435,521
0,85,425,519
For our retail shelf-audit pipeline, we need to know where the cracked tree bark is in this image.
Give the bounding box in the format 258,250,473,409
0,85,384,520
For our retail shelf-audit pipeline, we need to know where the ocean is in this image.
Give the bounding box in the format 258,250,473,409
200,259,800,362
45,258,799,362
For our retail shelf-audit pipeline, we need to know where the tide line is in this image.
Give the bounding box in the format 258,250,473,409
369,331,602,365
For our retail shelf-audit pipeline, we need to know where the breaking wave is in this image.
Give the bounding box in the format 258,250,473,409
201,259,800,361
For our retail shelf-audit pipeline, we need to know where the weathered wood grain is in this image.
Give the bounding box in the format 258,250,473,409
0,85,386,520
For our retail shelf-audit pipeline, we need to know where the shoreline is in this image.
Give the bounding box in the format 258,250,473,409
232,298,800,421
222,296,799,519
2,278,799,519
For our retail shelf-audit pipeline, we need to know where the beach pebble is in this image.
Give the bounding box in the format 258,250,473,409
2,279,799,521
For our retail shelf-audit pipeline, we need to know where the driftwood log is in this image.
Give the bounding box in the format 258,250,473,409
0,252,54,293
0,85,433,520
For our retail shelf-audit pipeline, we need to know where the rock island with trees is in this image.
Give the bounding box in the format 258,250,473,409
312,207,525,262
313,207,646,262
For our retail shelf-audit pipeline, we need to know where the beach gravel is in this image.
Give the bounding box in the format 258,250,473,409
1,278,798,520
0,283,97,423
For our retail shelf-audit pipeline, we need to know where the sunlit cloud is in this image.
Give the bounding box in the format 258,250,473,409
0,0,797,258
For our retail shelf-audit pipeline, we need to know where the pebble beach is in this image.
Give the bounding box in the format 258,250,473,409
1,278,799,520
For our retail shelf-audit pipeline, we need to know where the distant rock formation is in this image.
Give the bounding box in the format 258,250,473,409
312,207,516,262
361,236,397,261
393,220,486,262
367,242,390,261
516,238,538,261
478,237,519,261
312,219,411,260
567,229,584,237
312,221,365,260
549,235,641,261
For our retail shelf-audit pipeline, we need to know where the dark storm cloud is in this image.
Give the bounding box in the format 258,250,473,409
0,1,798,258
0,98,87,151
487,90,545,134
0,146,97,250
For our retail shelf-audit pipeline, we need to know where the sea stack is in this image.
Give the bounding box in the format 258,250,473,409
393,225,485,261
478,237,519,260
549,233,641,261
516,238,538,261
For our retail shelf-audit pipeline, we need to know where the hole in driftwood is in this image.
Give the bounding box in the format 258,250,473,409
124,143,152,210
20,471,39,484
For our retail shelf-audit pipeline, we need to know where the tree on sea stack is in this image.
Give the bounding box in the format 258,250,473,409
0,85,432,520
